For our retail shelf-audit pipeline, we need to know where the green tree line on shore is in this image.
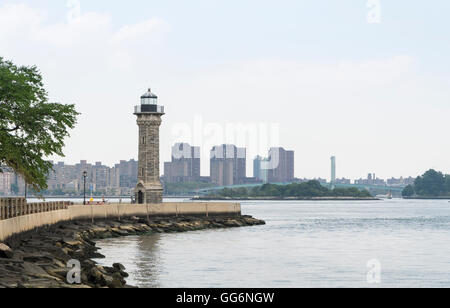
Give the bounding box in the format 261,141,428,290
402,169,450,197
210,180,373,198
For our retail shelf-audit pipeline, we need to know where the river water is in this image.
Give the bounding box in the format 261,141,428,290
94,199,450,288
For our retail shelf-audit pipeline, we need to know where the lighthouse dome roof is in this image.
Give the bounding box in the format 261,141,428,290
141,88,158,99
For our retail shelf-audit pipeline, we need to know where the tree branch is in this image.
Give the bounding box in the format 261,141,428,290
1,126,20,132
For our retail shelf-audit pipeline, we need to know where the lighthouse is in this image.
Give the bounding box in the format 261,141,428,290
134,88,165,204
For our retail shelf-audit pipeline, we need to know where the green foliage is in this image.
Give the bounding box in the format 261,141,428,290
211,180,372,198
414,169,446,196
332,187,370,197
405,169,450,197
402,185,415,197
0,57,79,191
445,175,450,194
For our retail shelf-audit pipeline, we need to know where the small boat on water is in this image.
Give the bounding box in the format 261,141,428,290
375,191,393,199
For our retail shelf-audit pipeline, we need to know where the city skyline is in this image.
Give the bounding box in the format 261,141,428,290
42,149,426,182
1,1,449,180
0,150,419,196
54,148,421,182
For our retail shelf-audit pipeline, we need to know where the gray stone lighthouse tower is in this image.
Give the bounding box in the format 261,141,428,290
134,88,165,204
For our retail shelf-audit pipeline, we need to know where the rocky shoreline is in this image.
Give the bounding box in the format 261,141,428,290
0,215,265,288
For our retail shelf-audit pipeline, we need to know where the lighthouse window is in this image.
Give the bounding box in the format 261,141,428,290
142,137,146,144
141,97,157,105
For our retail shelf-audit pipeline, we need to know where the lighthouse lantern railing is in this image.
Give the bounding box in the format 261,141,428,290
134,105,164,114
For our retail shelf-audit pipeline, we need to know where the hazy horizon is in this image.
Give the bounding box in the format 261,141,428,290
2,0,449,180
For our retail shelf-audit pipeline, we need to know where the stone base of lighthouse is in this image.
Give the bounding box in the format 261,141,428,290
135,182,163,204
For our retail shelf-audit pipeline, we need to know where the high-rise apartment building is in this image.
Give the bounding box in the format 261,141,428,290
164,143,201,183
210,144,246,186
253,156,269,183
92,162,110,192
115,159,138,190
253,156,262,181
267,147,295,183
331,156,336,184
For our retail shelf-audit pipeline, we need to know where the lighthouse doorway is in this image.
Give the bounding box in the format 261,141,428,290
138,191,144,204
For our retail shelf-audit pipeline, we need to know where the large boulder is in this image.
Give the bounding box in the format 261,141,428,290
87,267,107,287
112,263,124,271
0,243,13,259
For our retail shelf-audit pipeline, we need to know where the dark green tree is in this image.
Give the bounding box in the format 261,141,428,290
402,185,415,197
0,57,79,191
210,180,372,198
235,187,248,197
414,169,445,196
445,175,450,194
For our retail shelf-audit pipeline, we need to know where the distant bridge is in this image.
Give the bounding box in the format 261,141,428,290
194,182,406,195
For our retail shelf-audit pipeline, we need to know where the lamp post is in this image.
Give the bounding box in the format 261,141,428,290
83,171,87,205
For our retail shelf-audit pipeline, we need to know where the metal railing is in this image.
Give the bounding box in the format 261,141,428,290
0,198,72,220
134,105,165,114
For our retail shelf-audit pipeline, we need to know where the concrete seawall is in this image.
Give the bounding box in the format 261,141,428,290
0,202,241,242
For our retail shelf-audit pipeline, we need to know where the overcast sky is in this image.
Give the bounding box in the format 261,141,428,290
1,0,449,180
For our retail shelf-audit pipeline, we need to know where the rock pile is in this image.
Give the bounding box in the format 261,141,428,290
0,215,265,288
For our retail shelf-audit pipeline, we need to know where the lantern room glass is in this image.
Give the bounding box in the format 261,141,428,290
141,97,157,105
